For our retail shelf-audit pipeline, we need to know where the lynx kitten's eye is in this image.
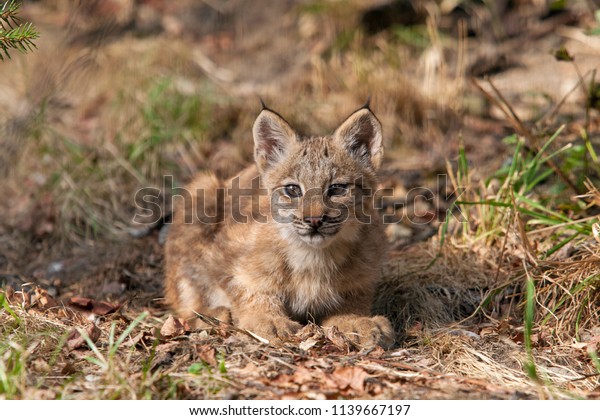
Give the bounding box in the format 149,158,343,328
283,184,303,198
328,184,349,196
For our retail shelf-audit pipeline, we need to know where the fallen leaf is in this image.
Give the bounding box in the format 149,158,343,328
32,287,57,309
66,323,101,351
511,331,525,344
325,326,352,351
299,337,318,352
237,362,260,377
272,373,298,390
293,366,317,384
160,315,186,338
196,344,217,366
155,342,180,353
68,296,119,315
331,366,367,392
367,346,385,358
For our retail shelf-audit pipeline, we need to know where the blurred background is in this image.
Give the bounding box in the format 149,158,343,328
0,0,598,302
2,1,600,399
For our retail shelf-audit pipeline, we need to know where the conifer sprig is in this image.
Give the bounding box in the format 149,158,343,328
0,0,39,61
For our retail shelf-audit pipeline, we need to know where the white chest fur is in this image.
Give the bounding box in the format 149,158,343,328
284,245,343,318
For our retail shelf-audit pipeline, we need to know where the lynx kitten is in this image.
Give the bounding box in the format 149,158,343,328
164,104,394,348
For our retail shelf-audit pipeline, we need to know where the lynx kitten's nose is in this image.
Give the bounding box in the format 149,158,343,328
304,216,323,228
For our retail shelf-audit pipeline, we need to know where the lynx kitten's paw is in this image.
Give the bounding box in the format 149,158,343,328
239,315,302,342
325,315,394,349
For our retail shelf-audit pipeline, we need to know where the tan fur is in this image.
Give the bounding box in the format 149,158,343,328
164,106,394,348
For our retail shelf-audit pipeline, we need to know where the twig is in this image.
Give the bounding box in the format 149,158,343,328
536,69,591,126
568,372,600,382
193,311,270,345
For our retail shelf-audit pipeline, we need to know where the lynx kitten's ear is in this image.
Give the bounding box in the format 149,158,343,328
253,109,298,172
334,107,383,170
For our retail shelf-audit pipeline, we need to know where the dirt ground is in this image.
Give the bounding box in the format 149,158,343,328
1,0,600,399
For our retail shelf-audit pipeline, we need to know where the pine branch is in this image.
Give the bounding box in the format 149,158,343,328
0,0,21,30
0,0,39,61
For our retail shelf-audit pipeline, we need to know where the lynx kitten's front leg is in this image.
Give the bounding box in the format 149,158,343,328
234,291,302,342
238,314,302,342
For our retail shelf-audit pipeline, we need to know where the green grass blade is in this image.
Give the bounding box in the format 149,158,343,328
109,311,148,358
0,292,20,323
77,327,107,369
543,232,579,258
455,200,512,208
515,194,573,223
524,275,539,382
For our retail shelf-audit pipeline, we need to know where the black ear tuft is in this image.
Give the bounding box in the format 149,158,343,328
361,96,372,110
259,97,268,110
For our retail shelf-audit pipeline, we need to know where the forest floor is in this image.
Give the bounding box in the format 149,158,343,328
1,0,600,399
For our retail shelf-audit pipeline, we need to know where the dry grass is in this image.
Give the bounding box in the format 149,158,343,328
1,0,600,400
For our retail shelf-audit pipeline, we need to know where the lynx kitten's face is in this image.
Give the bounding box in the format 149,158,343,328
266,139,369,247
253,107,383,248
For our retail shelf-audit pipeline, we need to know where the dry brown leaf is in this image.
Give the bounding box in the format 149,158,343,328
367,346,385,358
155,342,180,353
331,366,367,392
196,344,217,366
293,366,317,384
271,373,293,387
325,325,352,351
66,323,101,351
33,287,57,309
299,337,319,351
68,296,119,315
236,362,262,380
160,315,186,339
